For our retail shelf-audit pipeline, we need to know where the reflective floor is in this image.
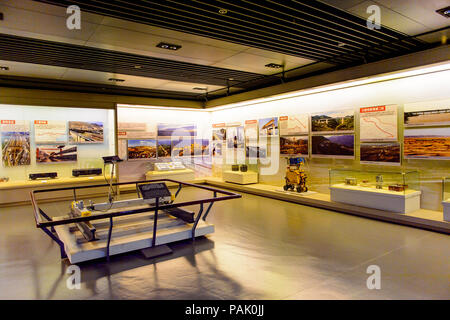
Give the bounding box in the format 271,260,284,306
0,187,449,299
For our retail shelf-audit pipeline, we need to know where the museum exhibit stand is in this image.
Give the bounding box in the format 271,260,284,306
145,161,196,186
329,169,421,214
222,163,258,185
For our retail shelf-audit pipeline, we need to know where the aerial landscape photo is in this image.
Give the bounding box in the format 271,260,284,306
311,110,354,133
69,121,104,143
127,139,157,159
157,124,196,137
312,135,354,157
1,131,31,166
157,139,171,157
360,143,401,164
404,127,450,159
280,136,308,155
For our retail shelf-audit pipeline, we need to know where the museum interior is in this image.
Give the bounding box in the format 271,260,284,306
0,0,449,300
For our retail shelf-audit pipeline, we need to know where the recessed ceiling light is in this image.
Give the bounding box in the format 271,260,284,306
337,42,346,47
108,78,125,82
265,63,283,69
436,6,450,18
134,65,142,69
156,42,182,50
218,8,228,14
228,78,234,81
193,87,208,91
0,66,9,71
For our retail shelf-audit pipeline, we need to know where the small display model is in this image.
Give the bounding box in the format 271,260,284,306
72,168,102,177
0,177,9,182
240,165,248,172
345,177,357,186
168,161,185,170
360,179,370,187
283,157,308,193
388,184,408,192
154,163,171,171
231,164,239,171
376,175,383,189
29,172,58,180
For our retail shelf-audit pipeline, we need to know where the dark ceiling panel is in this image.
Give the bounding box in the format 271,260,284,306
0,33,271,88
35,0,426,65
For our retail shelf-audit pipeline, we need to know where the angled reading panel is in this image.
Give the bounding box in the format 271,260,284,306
139,183,171,199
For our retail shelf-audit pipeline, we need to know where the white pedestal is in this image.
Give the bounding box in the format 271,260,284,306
145,169,195,186
442,200,450,222
330,184,421,214
223,171,258,185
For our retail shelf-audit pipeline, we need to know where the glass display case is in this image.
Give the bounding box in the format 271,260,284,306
329,168,420,195
443,177,450,203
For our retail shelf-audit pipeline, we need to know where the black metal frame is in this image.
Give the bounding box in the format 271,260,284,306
30,179,241,261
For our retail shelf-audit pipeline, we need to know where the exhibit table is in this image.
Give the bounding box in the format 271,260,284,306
442,200,450,222
222,171,258,185
0,176,114,206
330,183,421,214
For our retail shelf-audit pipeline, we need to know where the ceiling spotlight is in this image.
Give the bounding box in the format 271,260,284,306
218,8,228,14
0,66,9,71
337,42,346,47
108,78,125,82
265,63,283,69
134,65,142,69
193,87,208,91
436,6,450,18
156,42,182,50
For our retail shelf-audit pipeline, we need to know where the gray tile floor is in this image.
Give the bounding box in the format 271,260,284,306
0,187,448,299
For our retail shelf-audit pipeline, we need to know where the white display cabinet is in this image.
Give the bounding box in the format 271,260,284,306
329,169,421,214
222,164,258,185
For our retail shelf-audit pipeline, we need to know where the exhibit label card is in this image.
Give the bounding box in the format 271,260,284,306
359,105,398,141
118,122,156,139
1,120,30,132
279,115,309,136
34,120,67,144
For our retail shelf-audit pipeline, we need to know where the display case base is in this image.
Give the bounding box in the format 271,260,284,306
222,171,258,185
330,184,421,214
145,169,195,186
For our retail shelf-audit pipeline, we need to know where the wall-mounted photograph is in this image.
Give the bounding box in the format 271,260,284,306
157,139,171,158
258,117,279,136
360,142,401,165
1,131,31,166
404,108,450,127
212,128,226,141
246,145,267,159
127,139,157,160
212,142,223,157
172,138,193,157
157,123,197,137
194,139,209,156
68,121,104,143
36,145,77,163
311,110,354,133
404,127,450,159
227,126,245,149
279,114,309,135
311,135,354,158
280,136,308,155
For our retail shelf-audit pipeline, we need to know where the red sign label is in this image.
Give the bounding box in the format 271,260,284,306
212,123,225,128
34,120,48,125
245,120,257,124
360,106,386,113
118,131,127,136
279,116,288,121
1,120,15,124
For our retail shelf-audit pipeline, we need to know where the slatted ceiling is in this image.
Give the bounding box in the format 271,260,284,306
35,0,426,66
0,33,271,87
0,75,204,100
